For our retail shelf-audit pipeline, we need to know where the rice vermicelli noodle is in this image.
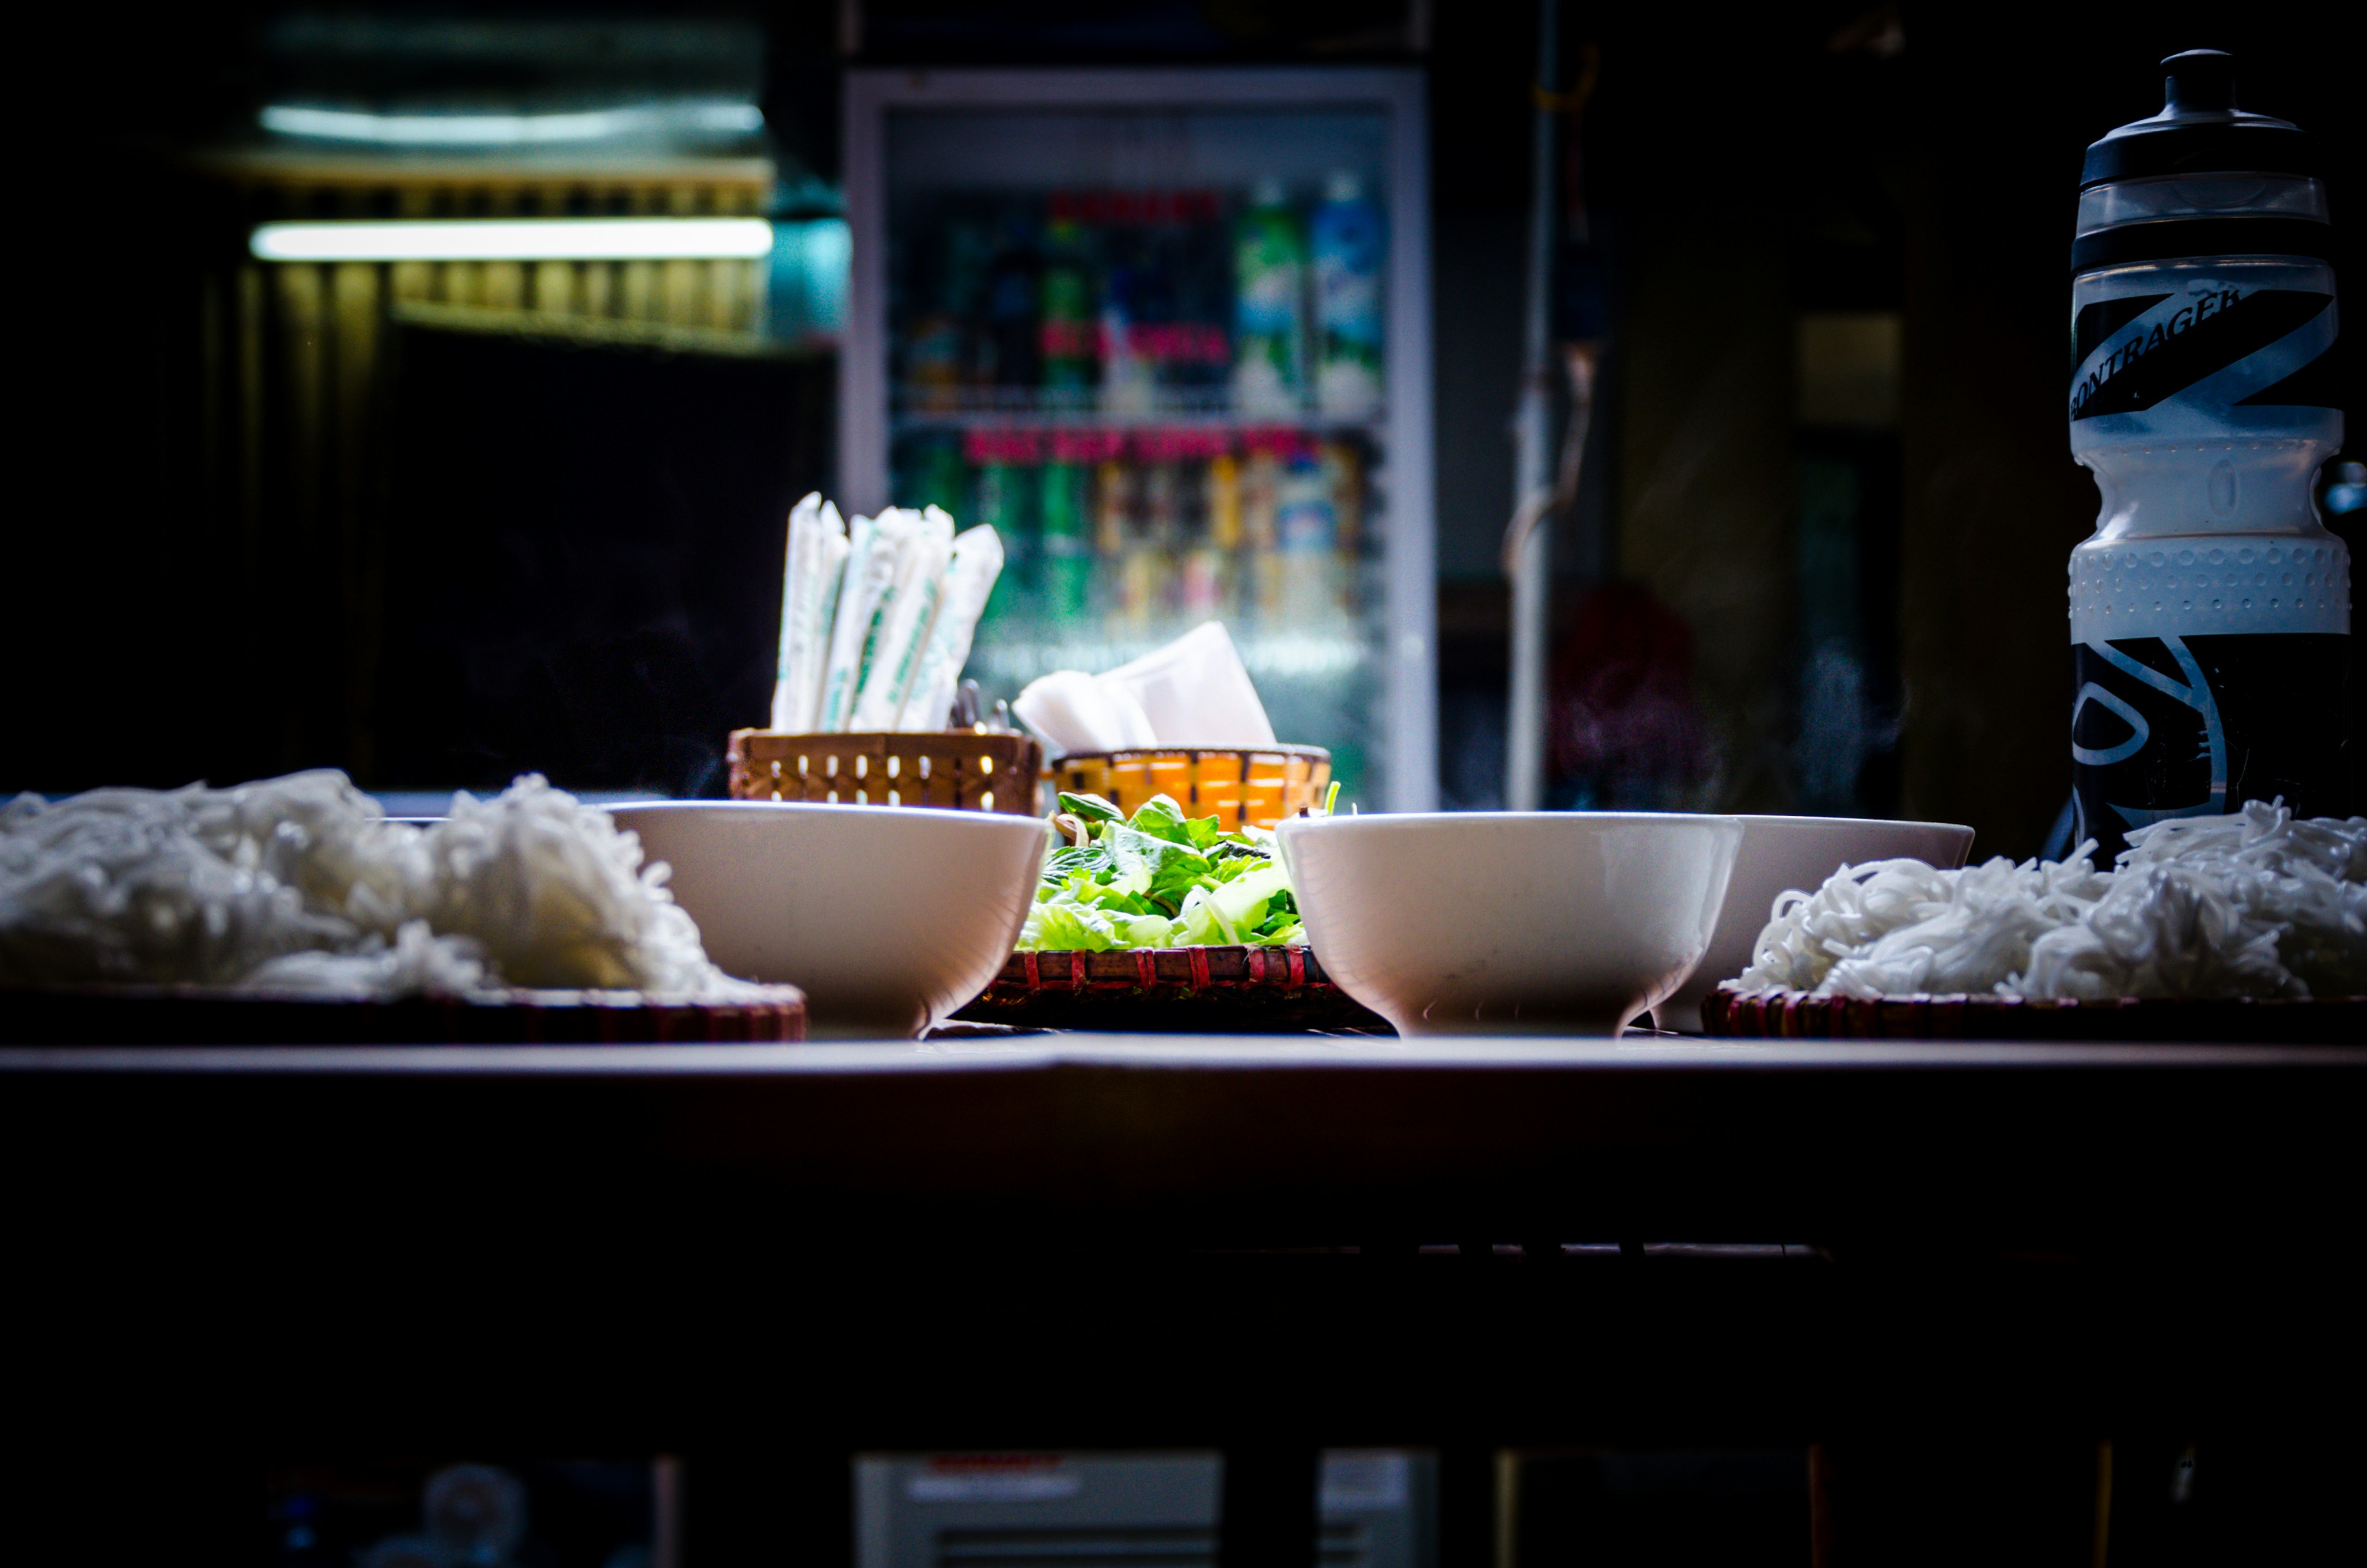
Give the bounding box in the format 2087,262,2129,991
0,771,748,998
1736,800,2367,1001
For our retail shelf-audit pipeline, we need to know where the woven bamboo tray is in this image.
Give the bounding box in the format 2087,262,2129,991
729,729,1042,815
1050,745,1331,831
953,944,1390,1033
0,983,807,1046
1704,983,2367,1044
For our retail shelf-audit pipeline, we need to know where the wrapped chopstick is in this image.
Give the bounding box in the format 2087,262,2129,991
768,493,849,732
898,524,1006,731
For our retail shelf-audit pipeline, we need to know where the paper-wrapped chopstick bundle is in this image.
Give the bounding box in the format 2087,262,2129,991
767,493,1005,734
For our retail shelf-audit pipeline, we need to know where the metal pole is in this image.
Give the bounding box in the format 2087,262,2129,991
1505,0,1561,812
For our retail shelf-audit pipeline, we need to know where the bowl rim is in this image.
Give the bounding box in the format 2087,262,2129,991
603,799,1047,828
1278,809,1744,831
1731,813,1975,834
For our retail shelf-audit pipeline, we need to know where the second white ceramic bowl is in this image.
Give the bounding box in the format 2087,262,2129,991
608,801,1046,1039
1652,815,1976,1032
1277,812,1742,1036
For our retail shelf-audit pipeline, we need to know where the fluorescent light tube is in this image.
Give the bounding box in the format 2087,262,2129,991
249,218,776,263
260,102,764,147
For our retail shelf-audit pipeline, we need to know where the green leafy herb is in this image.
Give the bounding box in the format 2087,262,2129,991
1055,790,1125,824
1018,793,1304,952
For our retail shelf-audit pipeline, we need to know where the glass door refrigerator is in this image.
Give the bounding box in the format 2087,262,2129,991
843,67,1436,810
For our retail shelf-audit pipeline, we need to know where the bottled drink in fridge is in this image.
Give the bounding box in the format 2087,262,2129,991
1207,452,1244,551
1040,458,1093,618
1320,437,1365,551
974,457,1029,627
905,314,965,410
1179,535,1226,619
1099,227,1157,416
2067,50,2349,861
1040,211,1096,393
1094,457,1133,558
1142,459,1182,544
1202,450,1245,618
1160,191,1233,402
983,211,1040,389
914,435,965,516
1275,446,1337,553
939,217,995,386
1233,180,1308,415
975,456,1029,537
1312,172,1385,418
1277,444,1342,622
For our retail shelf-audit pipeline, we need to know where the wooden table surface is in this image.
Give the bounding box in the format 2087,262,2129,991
7,1033,2360,1244
7,1035,2361,1455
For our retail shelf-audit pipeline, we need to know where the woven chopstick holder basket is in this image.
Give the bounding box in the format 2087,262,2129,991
728,729,1043,815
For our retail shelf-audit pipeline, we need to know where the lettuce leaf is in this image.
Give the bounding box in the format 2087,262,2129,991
1055,790,1125,824
1024,898,1120,952
1020,793,1309,952
1122,792,1226,853
1102,824,1214,914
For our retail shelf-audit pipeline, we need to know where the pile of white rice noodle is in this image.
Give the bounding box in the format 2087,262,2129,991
0,771,749,999
1737,800,2367,1001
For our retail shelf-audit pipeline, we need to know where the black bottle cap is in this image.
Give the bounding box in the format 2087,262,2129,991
2080,49,2315,190
2162,49,2236,115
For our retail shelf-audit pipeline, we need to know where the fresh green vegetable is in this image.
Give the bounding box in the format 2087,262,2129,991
1018,791,1306,951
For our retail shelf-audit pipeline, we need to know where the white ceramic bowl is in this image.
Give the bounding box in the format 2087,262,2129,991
607,801,1046,1039
1652,815,1977,1032
1277,812,1743,1036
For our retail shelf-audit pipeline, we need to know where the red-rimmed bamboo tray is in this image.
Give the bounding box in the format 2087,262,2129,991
1704,983,2367,1044
0,983,806,1046
953,945,1390,1033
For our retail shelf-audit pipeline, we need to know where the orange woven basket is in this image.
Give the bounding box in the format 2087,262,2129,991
728,729,1043,815
1050,745,1331,831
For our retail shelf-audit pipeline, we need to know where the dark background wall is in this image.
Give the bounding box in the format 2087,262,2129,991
7,2,2360,855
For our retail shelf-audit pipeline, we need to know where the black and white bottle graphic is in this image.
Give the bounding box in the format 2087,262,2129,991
2066,50,2350,861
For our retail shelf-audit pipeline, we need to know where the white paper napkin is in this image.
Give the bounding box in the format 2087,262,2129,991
1012,622,1276,757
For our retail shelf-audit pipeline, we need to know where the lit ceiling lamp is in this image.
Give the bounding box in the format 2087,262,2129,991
249,218,776,262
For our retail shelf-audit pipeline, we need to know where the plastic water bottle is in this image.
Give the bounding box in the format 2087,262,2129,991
2067,50,2349,862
